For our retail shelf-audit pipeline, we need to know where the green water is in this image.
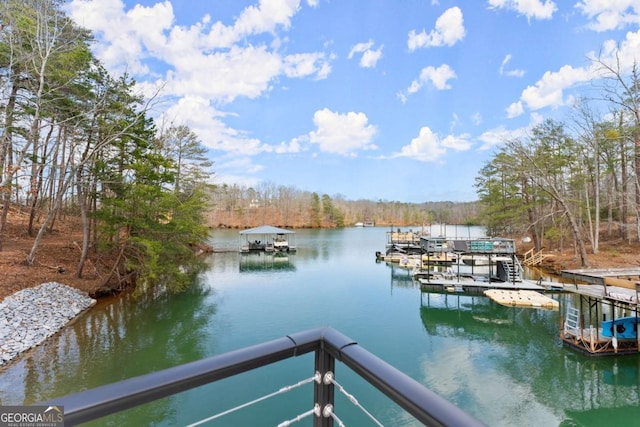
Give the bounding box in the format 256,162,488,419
1,227,639,426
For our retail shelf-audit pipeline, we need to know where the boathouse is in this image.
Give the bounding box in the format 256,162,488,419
560,268,640,356
239,225,297,253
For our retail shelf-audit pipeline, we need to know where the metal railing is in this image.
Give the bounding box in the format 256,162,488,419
43,326,485,426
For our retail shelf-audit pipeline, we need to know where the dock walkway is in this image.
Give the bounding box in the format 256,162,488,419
417,277,557,292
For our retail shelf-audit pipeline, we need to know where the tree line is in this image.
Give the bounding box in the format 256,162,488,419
207,182,481,228
0,0,212,293
475,56,640,267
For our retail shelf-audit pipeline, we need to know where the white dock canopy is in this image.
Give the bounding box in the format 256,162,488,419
239,225,296,236
239,225,296,253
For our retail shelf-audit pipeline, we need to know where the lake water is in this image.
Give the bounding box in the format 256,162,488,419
1,226,639,426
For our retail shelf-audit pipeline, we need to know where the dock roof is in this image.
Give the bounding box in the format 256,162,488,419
239,225,295,235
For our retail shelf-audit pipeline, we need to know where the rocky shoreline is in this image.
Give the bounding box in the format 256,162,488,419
0,282,96,366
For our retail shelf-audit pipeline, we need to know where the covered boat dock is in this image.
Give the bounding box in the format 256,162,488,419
239,225,297,253
559,268,640,355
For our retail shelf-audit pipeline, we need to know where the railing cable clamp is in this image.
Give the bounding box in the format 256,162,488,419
323,371,334,385
322,403,334,418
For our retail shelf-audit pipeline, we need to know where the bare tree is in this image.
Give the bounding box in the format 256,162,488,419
594,53,640,241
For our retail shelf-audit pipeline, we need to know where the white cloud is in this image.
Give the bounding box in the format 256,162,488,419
487,0,557,20
505,69,525,78
163,45,283,103
499,54,525,77
520,65,593,111
275,136,305,154
442,134,472,150
471,112,483,125
407,64,457,94
203,0,301,48
161,96,273,156
394,127,470,162
506,101,524,118
283,52,332,79
360,46,383,68
408,7,466,51
396,127,445,162
214,156,264,188
348,40,384,68
349,41,373,58
478,113,543,149
308,109,378,156
596,29,640,72
66,0,331,105
159,93,306,180
64,0,339,182
576,0,640,32
505,29,640,118
477,125,516,150
65,0,175,75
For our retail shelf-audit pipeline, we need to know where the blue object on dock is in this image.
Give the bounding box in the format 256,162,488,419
601,316,640,339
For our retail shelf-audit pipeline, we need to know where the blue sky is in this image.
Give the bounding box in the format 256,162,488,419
65,0,640,202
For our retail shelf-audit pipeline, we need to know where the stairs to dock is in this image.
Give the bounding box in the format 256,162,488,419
498,258,523,282
522,248,550,266
564,306,581,338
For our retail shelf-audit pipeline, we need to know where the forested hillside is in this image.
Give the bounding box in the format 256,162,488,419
206,183,481,228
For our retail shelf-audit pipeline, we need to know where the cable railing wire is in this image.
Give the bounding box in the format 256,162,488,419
322,404,346,427
323,371,385,427
185,375,316,427
277,405,319,427
185,370,384,427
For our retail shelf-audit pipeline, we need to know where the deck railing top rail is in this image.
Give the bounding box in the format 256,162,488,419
43,326,485,427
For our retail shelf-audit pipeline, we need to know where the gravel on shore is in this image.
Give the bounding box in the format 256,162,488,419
0,282,96,366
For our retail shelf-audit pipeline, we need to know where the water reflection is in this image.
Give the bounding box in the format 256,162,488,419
0,280,216,426
386,263,417,289
420,293,516,339
561,404,640,426
239,252,296,272
418,291,640,426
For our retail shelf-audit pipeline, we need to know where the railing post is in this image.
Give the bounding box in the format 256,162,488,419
314,343,335,427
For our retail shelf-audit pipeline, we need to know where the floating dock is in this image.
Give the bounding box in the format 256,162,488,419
417,276,560,293
484,289,559,310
